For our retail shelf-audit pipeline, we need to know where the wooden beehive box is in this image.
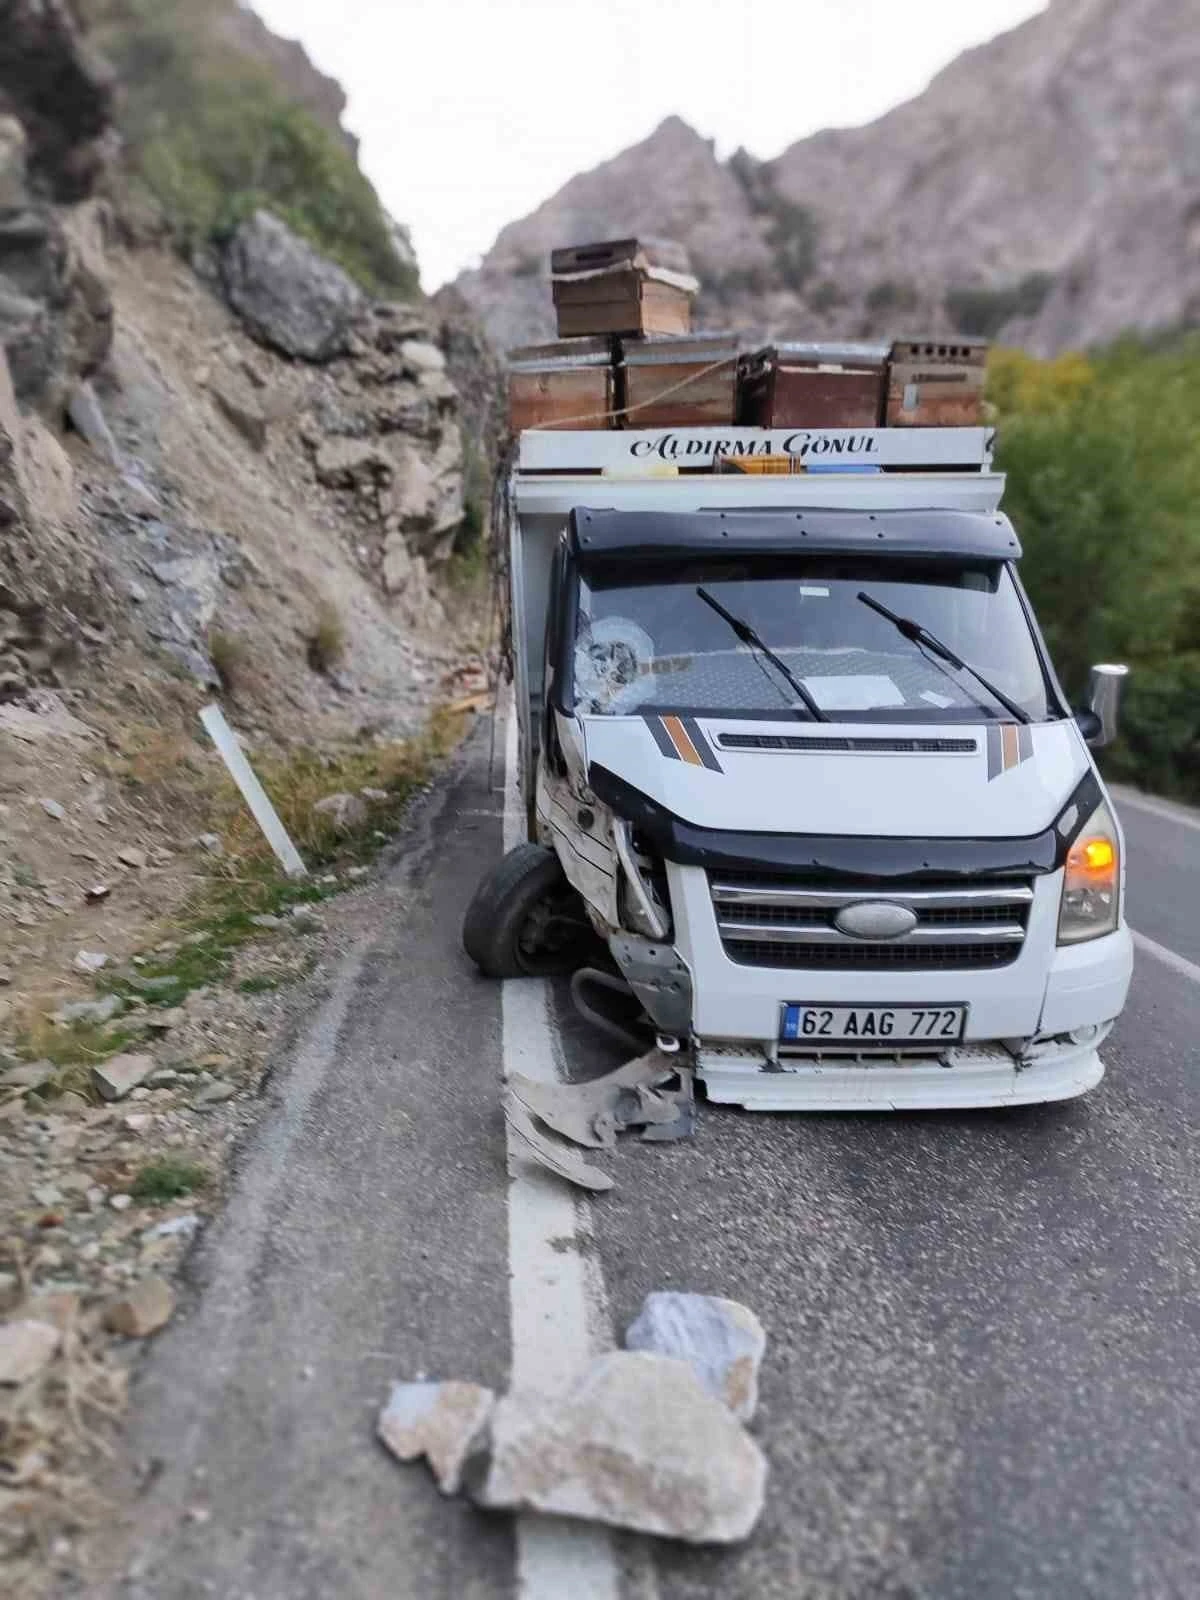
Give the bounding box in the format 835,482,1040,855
886,338,989,426
739,343,888,428
551,237,697,340
620,335,740,428
507,339,615,431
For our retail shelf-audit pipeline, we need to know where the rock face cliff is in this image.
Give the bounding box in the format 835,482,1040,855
457,0,1200,355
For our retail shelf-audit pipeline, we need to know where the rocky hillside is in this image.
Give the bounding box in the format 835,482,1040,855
0,0,501,998
457,0,1200,355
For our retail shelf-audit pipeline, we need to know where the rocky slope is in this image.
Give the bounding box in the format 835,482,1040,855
458,0,1200,356
0,0,511,1030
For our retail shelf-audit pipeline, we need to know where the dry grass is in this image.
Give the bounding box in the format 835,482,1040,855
207,627,248,695
106,723,219,830
306,600,346,675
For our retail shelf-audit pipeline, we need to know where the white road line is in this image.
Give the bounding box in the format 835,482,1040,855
501,702,621,1600
1113,785,1200,835
1133,929,1200,986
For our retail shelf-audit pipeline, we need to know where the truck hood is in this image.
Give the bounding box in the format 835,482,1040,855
582,713,1091,839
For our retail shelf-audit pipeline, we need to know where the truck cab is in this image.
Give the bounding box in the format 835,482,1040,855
465,423,1133,1111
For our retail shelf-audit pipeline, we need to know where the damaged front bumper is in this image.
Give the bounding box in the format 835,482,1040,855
695,1029,1110,1112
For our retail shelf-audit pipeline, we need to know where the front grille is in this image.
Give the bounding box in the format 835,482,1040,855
717,734,978,754
710,874,1033,971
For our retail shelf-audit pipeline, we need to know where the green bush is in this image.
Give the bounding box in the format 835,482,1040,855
991,336,1200,799
89,0,417,296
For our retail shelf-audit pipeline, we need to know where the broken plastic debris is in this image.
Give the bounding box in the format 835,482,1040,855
505,1048,695,1185
503,1091,613,1192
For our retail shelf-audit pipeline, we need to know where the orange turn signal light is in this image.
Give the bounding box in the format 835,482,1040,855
1068,834,1117,881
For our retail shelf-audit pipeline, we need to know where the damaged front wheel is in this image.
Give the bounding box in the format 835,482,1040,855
462,843,593,979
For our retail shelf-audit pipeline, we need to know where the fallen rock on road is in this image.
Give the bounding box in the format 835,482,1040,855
475,1351,767,1543
377,1380,495,1494
625,1291,767,1422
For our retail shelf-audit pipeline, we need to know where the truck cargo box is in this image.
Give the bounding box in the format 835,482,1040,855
507,338,615,432
886,338,988,427
740,342,888,428
620,334,739,428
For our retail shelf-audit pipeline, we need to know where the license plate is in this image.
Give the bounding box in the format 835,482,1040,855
781,1004,966,1045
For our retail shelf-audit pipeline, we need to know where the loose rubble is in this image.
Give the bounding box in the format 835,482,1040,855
103,1274,175,1337
0,1318,61,1384
378,1291,770,1546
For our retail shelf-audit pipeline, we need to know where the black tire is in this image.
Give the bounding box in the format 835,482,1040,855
462,843,591,978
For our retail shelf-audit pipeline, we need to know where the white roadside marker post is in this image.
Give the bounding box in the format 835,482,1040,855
199,704,308,879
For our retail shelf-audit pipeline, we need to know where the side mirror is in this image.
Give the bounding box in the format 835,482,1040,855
1076,663,1129,748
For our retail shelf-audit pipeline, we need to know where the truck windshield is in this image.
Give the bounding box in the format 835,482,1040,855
572,556,1054,721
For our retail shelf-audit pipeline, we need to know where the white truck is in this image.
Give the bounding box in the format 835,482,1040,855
463,422,1133,1111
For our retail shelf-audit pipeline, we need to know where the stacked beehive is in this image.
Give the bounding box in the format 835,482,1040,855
506,240,988,435
509,238,742,432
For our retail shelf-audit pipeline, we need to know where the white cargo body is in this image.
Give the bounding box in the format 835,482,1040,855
483,423,1132,1111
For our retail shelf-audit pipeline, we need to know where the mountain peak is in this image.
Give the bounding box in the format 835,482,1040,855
458,0,1199,356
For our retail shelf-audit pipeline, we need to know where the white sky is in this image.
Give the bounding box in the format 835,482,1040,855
251,0,1046,291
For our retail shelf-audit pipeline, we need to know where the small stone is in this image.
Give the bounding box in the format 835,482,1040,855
346,865,369,881
117,846,148,870
104,1275,175,1337
624,1292,768,1422
378,1380,495,1495
32,1184,63,1207
192,1080,236,1108
39,797,66,820
0,1319,61,1384
288,907,322,932
196,833,223,855
85,883,112,902
0,966,11,986
312,792,366,831
146,1067,178,1086
57,994,123,1026
109,1194,132,1212
91,1052,156,1102
144,1213,200,1242
360,787,389,802
249,913,283,930
1,1061,54,1091
127,581,148,604
400,339,447,374
145,1012,184,1037
73,949,110,974
123,1113,153,1132
476,1351,768,1544
80,1242,101,1262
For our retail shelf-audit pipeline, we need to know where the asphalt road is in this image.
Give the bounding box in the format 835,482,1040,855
110,735,1200,1600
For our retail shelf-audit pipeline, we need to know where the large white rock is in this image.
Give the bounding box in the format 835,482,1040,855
378,1380,494,1494
475,1351,767,1543
625,1292,767,1422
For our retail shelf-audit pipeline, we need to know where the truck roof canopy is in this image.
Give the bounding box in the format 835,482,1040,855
568,507,1022,567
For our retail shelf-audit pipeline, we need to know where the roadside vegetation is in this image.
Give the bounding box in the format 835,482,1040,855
7,706,470,1098
990,336,1200,800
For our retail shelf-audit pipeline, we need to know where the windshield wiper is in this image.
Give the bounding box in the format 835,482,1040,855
856,590,1032,724
696,587,828,722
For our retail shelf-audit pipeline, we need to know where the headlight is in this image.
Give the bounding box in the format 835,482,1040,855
1057,799,1120,944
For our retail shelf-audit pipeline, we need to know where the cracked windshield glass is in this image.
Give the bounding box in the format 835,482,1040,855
573,556,1053,719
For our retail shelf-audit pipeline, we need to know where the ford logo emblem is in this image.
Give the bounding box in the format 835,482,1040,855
834,901,919,941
